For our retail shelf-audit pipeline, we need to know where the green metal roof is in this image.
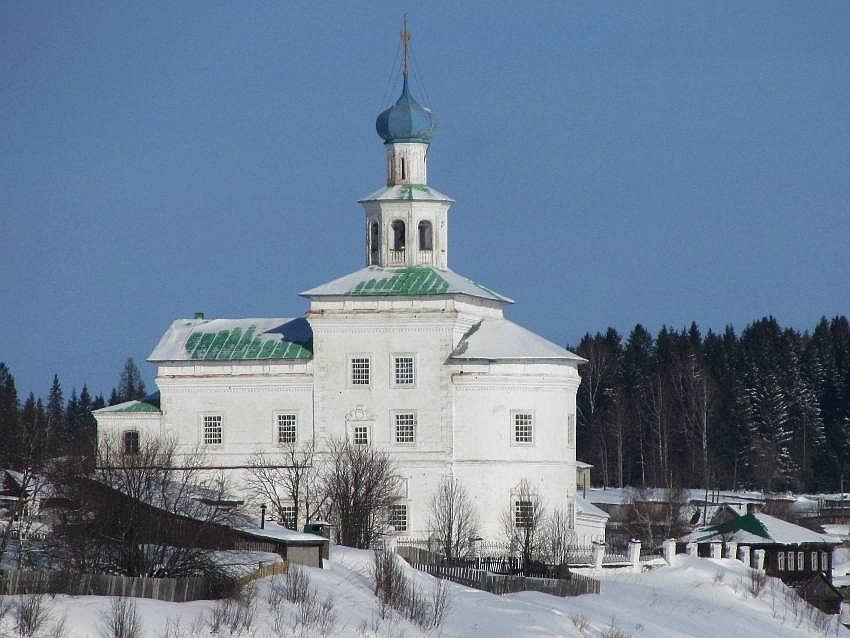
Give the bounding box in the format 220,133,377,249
149,318,314,362
301,266,513,303
94,392,161,414
351,266,450,296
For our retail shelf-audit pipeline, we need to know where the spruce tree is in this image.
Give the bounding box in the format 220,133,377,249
0,362,20,466
46,374,65,455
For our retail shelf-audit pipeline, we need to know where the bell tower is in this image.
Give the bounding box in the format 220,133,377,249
361,17,453,271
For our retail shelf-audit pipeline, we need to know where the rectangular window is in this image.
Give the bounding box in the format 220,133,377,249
797,551,804,570
389,504,408,532
394,356,415,385
513,412,534,444
821,551,828,572
394,412,416,444
811,552,818,571
353,425,369,445
203,415,223,445
567,502,575,529
280,505,297,530
515,500,533,528
787,551,795,571
778,551,785,571
351,357,371,385
277,413,297,444
122,431,140,456
567,413,576,445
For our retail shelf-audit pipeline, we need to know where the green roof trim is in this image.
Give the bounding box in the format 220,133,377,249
351,266,451,296
184,325,313,361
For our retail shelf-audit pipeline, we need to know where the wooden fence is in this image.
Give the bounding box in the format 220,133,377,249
235,560,289,591
0,569,214,602
411,562,600,597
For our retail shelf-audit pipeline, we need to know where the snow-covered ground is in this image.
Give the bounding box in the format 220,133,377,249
1,548,847,637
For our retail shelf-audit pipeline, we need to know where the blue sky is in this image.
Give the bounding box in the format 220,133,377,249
2,2,849,399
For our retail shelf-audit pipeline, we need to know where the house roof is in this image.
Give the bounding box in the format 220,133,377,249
149,317,313,362
682,513,838,545
449,319,584,362
94,392,161,414
576,497,609,520
236,520,329,546
301,266,512,303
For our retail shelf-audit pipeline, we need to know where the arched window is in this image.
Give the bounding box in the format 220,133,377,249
369,221,380,265
392,220,406,250
418,220,433,250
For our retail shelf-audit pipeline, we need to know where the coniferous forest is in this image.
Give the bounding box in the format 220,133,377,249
2,316,850,493
574,315,850,493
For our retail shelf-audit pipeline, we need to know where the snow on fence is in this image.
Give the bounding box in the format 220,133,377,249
412,562,600,597
0,569,214,602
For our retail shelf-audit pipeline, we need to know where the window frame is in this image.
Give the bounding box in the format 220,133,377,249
122,430,140,456
391,354,416,387
352,424,370,446
389,503,408,532
201,413,224,446
787,550,795,571
778,551,785,571
275,412,298,446
393,411,417,445
279,505,298,530
515,499,533,528
797,551,804,571
349,354,372,387
511,410,535,446
811,551,818,571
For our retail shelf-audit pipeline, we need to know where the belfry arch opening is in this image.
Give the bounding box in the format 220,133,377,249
391,220,406,251
418,220,433,251
369,221,380,265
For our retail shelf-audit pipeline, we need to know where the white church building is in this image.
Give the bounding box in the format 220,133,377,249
95,37,604,545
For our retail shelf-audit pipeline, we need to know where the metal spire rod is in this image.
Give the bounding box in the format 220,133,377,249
401,14,411,78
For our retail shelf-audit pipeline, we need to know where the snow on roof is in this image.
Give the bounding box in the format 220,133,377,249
301,266,513,303
576,460,593,469
94,392,161,414
149,317,312,362
682,513,838,545
237,520,329,545
449,319,584,362
587,487,766,506
359,183,454,203
576,497,609,520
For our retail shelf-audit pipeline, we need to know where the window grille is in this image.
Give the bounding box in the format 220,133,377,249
280,505,297,530
389,504,408,532
514,413,533,444
277,413,297,444
203,415,223,445
351,357,371,385
395,413,416,443
353,425,369,445
787,551,795,571
797,551,804,570
811,552,818,571
394,356,415,385
515,500,533,528
123,431,140,455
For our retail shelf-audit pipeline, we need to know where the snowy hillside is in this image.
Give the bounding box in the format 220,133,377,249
1,548,847,637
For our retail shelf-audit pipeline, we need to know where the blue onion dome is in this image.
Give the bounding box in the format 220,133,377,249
376,76,435,144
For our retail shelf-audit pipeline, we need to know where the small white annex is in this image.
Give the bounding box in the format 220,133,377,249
95,55,593,544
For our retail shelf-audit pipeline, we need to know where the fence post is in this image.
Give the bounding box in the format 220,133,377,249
710,541,722,560
752,549,765,571
661,538,676,564
627,539,641,572
724,541,738,560
592,541,605,569
686,542,697,557
738,546,751,568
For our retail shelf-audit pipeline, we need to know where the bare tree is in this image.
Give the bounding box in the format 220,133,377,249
321,438,401,549
244,443,325,529
625,486,689,548
50,434,238,580
501,479,546,571
427,475,478,561
542,508,575,571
